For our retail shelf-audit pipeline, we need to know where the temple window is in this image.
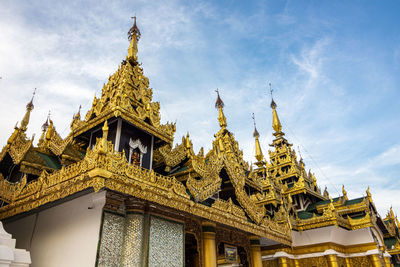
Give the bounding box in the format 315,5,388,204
128,138,147,167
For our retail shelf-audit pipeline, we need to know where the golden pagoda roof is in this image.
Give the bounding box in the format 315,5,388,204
70,19,175,144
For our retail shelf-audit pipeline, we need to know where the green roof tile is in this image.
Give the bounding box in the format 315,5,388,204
345,197,365,206
37,152,62,170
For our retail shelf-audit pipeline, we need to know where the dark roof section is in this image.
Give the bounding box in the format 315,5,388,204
37,152,62,170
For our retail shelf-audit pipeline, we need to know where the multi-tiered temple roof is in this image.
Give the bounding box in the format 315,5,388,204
1,19,399,267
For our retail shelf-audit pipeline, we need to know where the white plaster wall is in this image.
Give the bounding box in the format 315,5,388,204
292,226,374,247
4,190,106,267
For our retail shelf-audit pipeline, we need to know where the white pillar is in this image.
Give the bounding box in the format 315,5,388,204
0,222,31,267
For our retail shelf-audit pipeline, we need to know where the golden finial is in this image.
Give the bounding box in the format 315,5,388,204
269,83,282,134
20,88,36,132
128,16,141,62
323,186,329,198
185,132,191,149
215,89,227,129
329,197,335,210
252,113,264,164
73,105,81,120
99,120,109,154
366,186,372,200
45,118,55,146
102,120,109,139
390,206,395,220
342,185,348,201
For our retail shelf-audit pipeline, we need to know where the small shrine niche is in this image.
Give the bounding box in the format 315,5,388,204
118,120,153,169
77,117,155,170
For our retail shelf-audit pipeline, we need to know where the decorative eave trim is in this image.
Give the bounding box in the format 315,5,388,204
0,140,291,245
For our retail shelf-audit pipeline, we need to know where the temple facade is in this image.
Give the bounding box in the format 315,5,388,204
0,19,399,267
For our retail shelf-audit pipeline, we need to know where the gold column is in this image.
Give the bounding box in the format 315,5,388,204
278,257,289,267
345,257,351,267
326,254,339,267
369,254,382,267
384,256,392,267
202,222,217,267
294,259,300,267
249,236,262,267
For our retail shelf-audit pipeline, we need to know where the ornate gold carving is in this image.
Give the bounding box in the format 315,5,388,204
0,129,291,245
71,52,176,143
347,212,374,230
156,137,188,170
0,127,33,165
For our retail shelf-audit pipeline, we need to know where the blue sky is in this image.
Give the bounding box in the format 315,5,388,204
0,0,399,216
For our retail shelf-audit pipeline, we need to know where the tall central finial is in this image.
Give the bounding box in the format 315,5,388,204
215,89,227,129
127,16,141,62
128,16,141,41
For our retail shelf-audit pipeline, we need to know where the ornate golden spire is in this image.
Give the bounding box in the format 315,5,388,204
215,89,227,129
252,113,264,165
38,111,50,146
342,185,348,201
128,16,141,62
269,84,283,136
20,88,36,132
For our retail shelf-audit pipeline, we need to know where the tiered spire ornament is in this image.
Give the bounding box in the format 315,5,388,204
38,111,50,146
20,88,36,132
342,185,348,201
215,89,227,130
252,113,264,167
128,16,141,62
269,84,283,137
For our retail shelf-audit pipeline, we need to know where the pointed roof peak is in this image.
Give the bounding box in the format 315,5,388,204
26,88,36,110
252,113,264,164
20,88,36,131
268,83,283,134
73,105,82,120
214,89,227,130
42,110,50,131
252,113,259,137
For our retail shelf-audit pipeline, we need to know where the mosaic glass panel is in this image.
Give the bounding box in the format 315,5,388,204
148,216,184,267
122,214,144,267
97,212,125,267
